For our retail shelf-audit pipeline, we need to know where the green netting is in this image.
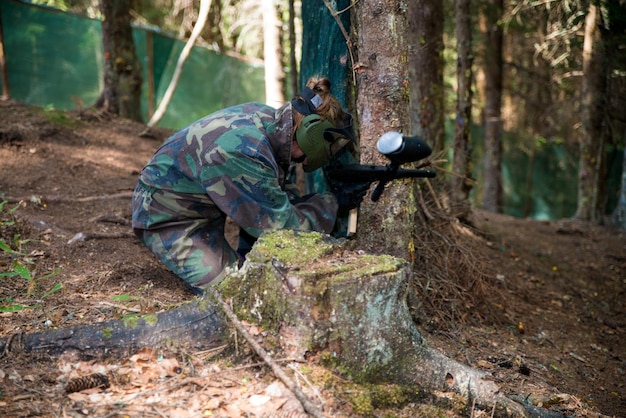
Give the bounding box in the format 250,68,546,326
0,0,265,129
152,39,265,129
300,0,351,108
458,121,622,220
300,0,355,237
1,0,103,109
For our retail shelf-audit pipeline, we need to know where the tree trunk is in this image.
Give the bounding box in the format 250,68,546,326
481,0,504,213
287,0,298,98
451,0,474,221
353,0,412,260
575,3,608,223
263,0,285,107
0,4,10,100
98,0,143,122
408,0,445,153
611,144,626,229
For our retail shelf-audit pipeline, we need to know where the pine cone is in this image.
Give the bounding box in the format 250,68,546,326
64,373,110,393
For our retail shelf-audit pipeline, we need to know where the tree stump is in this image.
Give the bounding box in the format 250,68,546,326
220,230,526,416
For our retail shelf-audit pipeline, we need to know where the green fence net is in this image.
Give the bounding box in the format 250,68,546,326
0,0,265,129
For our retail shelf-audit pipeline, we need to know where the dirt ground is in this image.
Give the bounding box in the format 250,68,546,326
0,99,624,418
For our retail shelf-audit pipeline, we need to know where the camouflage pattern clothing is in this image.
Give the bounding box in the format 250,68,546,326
131,102,339,292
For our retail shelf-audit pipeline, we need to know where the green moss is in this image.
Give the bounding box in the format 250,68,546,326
297,254,403,284
370,384,410,408
248,230,336,265
320,351,337,367
349,391,374,416
196,296,215,312
143,314,158,326
122,314,139,328
120,312,162,328
40,108,79,128
346,383,425,416
101,327,113,339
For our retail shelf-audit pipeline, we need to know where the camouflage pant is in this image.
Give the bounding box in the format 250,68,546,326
131,183,240,293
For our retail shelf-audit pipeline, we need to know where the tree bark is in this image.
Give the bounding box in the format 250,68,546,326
353,0,413,260
451,0,474,221
408,0,445,153
0,296,226,358
481,0,504,213
575,3,608,223
98,0,143,122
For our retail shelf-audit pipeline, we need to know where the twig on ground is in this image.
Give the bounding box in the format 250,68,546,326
97,301,141,313
288,363,325,405
4,191,134,204
206,287,327,418
89,214,130,225
67,231,134,245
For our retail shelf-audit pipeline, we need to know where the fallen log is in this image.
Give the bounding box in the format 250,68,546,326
0,296,227,359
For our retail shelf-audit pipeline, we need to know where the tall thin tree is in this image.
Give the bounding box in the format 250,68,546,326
451,0,474,221
408,0,445,153
575,2,608,223
481,0,504,213
263,0,285,107
353,0,412,259
98,0,143,122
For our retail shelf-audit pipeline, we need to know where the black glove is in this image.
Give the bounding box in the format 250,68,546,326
330,181,371,213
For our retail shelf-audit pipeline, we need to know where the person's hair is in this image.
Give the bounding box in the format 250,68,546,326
292,77,347,131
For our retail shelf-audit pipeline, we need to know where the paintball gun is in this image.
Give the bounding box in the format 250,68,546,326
326,131,436,202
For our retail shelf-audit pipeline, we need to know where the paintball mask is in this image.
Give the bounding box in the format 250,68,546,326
291,87,355,172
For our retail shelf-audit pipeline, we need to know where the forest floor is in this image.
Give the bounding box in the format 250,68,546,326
0,99,624,418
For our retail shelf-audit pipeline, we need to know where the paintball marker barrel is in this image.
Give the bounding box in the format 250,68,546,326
377,132,433,164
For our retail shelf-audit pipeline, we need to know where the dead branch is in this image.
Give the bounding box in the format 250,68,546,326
88,214,131,225
67,231,134,245
4,191,133,204
206,286,327,418
417,187,435,221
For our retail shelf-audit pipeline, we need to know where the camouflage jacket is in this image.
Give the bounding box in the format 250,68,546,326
132,102,338,238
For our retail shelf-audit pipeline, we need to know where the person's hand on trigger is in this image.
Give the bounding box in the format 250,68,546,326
330,181,370,214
